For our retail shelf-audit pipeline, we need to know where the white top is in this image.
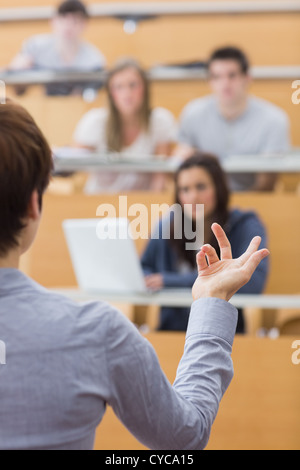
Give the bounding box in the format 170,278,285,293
73,107,178,193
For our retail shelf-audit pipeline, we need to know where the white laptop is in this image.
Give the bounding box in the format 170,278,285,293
63,218,148,294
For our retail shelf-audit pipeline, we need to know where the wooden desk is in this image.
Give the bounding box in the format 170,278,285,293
94,334,300,450
51,288,300,310
53,153,300,175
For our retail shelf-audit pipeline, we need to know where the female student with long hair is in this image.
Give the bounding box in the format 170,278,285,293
73,58,177,193
141,153,270,332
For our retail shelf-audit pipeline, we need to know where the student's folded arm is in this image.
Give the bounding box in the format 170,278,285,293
105,300,237,450
234,216,270,294
141,233,198,286
173,143,196,160
173,106,199,159
238,261,269,294
9,53,34,71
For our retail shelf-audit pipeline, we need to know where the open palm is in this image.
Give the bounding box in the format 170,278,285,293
192,223,270,302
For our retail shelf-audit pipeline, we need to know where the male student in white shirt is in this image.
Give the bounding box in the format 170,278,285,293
175,47,291,192
0,100,269,450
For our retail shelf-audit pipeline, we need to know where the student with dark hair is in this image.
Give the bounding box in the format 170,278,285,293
175,46,291,192
0,101,268,450
207,47,250,75
9,0,105,94
142,153,270,332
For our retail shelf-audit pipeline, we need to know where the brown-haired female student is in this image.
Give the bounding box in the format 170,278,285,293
142,153,270,332
73,58,177,193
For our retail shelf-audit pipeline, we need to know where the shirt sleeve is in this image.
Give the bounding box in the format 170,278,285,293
105,298,238,450
73,109,106,150
232,214,270,294
141,237,158,276
162,270,198,288
177,103,198,147
21,36,38,59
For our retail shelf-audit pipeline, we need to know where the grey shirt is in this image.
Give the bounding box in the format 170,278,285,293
22,34,106,71
0,268,237,450
178,95,291,191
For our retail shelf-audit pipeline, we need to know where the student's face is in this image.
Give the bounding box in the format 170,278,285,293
109,68,145,118
208,60,251,107
52,14,87,41
177,167,217,221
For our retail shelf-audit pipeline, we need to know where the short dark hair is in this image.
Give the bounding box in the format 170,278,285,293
0,100,53,256
208,47,250,75
57,0,89,19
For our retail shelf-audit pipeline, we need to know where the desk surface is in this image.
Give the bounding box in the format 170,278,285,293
53,154,300,175
51,288,300,310
2,65,300,85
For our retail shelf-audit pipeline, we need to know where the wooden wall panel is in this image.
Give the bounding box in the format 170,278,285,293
230,193,300,294
0,13,299,67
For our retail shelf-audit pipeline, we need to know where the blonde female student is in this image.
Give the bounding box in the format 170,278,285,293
73,58,177,193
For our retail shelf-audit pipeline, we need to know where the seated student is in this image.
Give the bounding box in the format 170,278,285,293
73,58,177,193
9,0,106,95
142,153,270,332
0,101,269,450
175,47,291,192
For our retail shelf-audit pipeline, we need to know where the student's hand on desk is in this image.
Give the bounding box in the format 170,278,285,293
145,274,164,292
192,223,270,303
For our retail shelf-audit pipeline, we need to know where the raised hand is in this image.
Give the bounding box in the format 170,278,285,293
192,223,270,302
